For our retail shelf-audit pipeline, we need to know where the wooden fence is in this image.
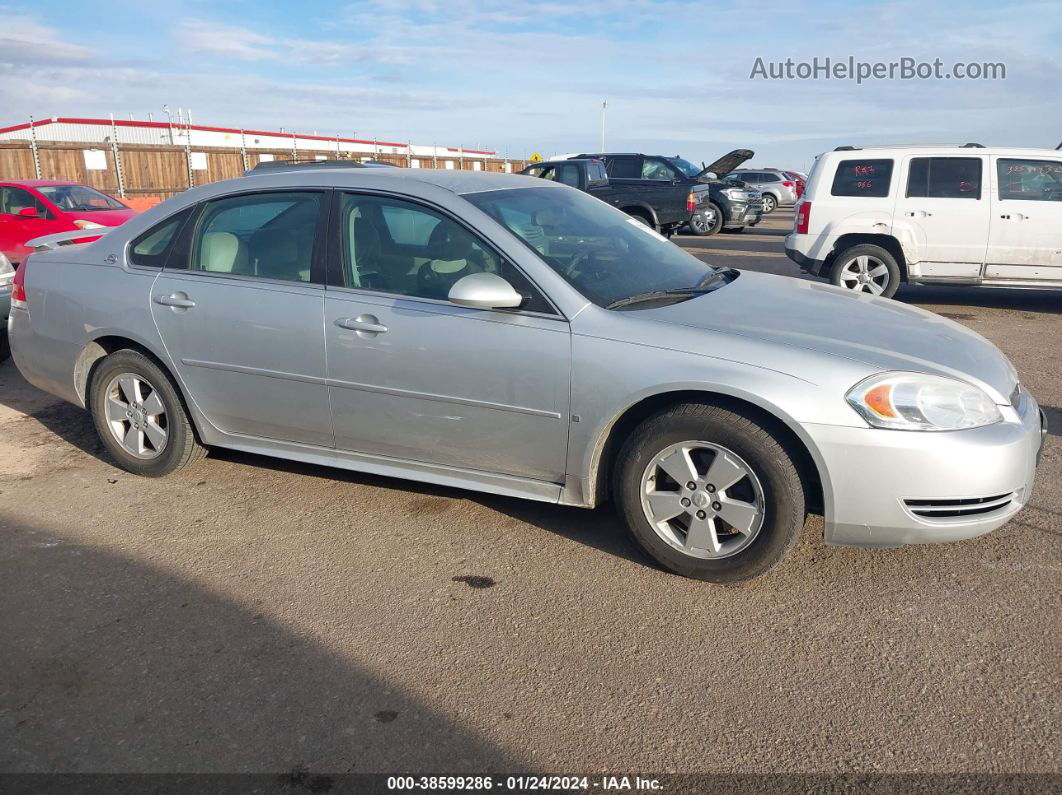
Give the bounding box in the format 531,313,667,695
0,141,531,204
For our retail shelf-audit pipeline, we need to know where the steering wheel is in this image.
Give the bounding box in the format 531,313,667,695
563,250,592,279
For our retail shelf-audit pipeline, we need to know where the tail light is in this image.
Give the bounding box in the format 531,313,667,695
687,192,697,212
795,201,811,235
782,181,795,188
11,259,27,309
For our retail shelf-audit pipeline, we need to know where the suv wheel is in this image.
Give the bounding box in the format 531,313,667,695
761,194,777,214
89,349,206,477
688,203,723,236
615,404,806,583
830,244,900,298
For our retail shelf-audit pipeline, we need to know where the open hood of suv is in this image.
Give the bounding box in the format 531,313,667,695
698,149,754,179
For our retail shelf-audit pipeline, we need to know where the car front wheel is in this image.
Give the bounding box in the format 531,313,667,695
687,203,723,236
615,404,806,583
89,349,206,477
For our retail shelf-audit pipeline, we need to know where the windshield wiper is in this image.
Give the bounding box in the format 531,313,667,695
606,272,730,310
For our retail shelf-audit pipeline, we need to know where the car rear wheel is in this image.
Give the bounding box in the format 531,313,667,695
89,349,206,477
829,244,900,298
615,404,806,583
687,203,723,236
761,194,777,214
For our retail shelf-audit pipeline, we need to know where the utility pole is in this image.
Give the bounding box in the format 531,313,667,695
600,100,607,151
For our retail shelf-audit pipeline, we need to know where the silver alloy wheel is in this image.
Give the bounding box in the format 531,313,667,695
762,194,776,213
692,207,716,232
640,441,765,560
838,254,890,295
104,373,169,459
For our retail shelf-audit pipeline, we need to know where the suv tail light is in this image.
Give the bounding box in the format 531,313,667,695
782,181,795,188
11,259,27,309
795,201,811,235
687,192,697,212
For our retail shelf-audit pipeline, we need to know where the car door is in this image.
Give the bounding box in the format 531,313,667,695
640,157,687,225
149,189,334,447
893,155,990,276
0,186,66,264
323,191,571,482
985,156,1062,282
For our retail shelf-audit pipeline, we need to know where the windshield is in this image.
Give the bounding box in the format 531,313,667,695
465,186,728,308
667,157,702,178
37,185,126,212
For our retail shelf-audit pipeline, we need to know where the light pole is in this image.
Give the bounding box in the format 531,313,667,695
600,100,607,151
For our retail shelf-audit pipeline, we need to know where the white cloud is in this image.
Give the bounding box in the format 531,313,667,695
0,11,95,65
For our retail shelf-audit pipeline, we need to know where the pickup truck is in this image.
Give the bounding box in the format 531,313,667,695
574,150,763,236
519,158,699,236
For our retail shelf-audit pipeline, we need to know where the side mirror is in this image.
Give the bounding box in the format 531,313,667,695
17,207,39,218
448,272,524,309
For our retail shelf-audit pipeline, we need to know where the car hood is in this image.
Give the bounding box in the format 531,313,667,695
698,149,754,179
635,271,1017,402
65,208,137,227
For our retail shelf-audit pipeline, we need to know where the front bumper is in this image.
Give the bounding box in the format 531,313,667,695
724,201,763,227
804,390,1044,547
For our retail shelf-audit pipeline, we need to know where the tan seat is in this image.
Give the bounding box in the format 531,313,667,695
199,231,248,274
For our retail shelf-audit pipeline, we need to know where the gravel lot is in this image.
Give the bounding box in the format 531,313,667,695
1,209,1059,776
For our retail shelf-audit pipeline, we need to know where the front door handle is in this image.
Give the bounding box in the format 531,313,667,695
153,293,196,308
335,315,388,335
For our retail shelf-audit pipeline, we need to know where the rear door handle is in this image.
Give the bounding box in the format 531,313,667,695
153,294,196,308
335,315,388,334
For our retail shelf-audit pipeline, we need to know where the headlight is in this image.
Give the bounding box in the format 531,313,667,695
73,220,105,230
846,372,1002,431
723,188,748,199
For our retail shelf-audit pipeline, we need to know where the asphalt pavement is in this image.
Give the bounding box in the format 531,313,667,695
1,208,1059,777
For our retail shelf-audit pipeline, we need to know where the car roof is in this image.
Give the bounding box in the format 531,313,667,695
229,166,551,196
0,179,82,188
821,145,1060,157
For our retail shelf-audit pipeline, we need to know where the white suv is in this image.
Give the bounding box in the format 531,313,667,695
785,144,1062,298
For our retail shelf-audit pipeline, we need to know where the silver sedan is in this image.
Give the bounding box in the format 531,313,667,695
9,166,1045,582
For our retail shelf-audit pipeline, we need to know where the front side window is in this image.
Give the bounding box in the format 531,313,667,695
906,157,982,199
188,191,322,282
337,193,551,312
36,184,126,211
997,159,1062,202
0,186,49,217
641,159,674,181
465,187,730,309
831,159,893,197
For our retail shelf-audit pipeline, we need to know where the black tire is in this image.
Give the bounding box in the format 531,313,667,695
828,243,901,299
687,203,724,236
721,226,744,234
761,194,777,214
0,330,9,363
615,403,806,583
89,349,206,477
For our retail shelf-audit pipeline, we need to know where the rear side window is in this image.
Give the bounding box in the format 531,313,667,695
997,159,1062,202
906,157,982,199
588,160,607,182
761,173,781,182
188,191,322,282
607,157,642,179
128,209,190,268
831,159,893,197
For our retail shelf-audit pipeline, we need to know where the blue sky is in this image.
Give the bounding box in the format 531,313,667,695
1,0,1060,169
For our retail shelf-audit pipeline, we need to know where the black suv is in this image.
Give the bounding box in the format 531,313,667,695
576,150,763,236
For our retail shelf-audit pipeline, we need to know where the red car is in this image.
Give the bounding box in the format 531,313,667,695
0,180,137,265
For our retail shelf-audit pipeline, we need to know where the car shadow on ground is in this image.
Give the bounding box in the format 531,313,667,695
896,285,1061,316
0,514,524,774
208,446,656,570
